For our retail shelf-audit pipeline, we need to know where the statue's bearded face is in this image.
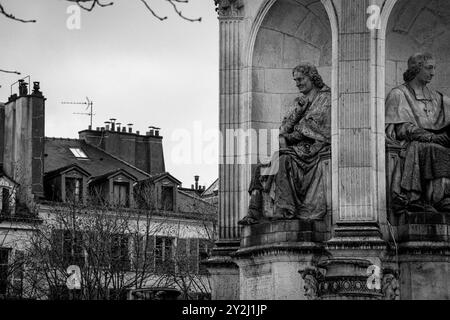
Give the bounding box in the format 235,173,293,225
416,59,436,85
293,71,314,95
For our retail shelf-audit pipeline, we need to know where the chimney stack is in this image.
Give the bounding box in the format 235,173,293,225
127,123,133,133
104,121,110,131
110,118,116,131
18,80,28,96
116,122,121,132
194,175,199,190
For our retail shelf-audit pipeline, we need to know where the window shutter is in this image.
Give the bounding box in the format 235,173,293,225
176,238,188,274
188,238,199,274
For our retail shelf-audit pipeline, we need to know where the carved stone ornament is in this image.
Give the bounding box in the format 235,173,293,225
382,271,400,300
214,0,244,17
299,268,324,300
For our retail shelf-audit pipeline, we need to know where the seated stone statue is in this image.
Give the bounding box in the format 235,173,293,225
239,63,331,225
386,53,450,214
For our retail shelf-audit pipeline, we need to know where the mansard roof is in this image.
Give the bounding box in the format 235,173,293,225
44,138,150,181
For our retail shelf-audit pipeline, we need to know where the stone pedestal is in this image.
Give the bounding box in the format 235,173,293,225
206,240,241,300
234,242,324,300
235,220,326,300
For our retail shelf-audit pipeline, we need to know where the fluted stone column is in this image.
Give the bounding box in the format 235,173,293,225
206,0,245,300
331,0,387,239
217,0,245,245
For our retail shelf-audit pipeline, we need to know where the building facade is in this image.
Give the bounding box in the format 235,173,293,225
0,81,217,300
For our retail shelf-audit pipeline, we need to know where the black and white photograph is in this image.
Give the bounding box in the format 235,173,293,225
1,0,450,309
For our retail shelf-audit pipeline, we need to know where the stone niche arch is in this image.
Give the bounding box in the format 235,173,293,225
249,0,332,133
385,0,450,221
386,0,450,96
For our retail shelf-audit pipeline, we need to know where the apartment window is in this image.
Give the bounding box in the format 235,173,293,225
111,234,130,271
9,251,24,298
52,230,85,267
198,240,211,275
65,177,83,203
69,148,88,159
155,236,174,273
160,186,174,211
1,188,11,215
113,182,129,207
0,248,9,295
133,235,155,272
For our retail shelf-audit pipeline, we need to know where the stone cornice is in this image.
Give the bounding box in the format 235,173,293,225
233,242,325,260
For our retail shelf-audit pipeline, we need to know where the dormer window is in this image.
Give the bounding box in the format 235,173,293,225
160,186,174,211
113,182,129,207
65,177,83,203
69,148,88,159
1,188,11,215
44,164,90,205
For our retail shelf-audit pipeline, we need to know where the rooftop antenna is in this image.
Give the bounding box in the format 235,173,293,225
61,97,94,128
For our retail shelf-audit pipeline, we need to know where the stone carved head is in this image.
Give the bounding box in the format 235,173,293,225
403,52,436,84
292,63,325,92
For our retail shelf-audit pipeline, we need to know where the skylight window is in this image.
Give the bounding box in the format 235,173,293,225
69,148,88,159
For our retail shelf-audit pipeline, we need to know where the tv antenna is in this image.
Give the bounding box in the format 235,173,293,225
61,97,94,128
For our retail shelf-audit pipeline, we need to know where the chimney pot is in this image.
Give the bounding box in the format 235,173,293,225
128,127,132,133
136,131,140,135
32,82,42,96
18,80,28,96
88,125,92,130
96,127,100,131
194,176,199,190
105,124,110,131
149,129,154,136
122,127,126,132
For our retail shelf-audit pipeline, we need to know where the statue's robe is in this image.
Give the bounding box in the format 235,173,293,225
386,83,450,207
250,85,331,220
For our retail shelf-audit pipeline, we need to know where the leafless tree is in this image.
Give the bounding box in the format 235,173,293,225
1,182,216,300
0,0,201,24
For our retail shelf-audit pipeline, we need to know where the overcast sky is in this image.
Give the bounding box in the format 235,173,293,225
0,0,219,189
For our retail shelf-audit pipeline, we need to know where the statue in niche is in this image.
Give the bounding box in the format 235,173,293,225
386,53,450,214
239,63,331,225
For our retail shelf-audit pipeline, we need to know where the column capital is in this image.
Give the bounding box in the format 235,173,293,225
214,0,244,18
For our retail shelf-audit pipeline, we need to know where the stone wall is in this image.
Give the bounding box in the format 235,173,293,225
386,0,450,95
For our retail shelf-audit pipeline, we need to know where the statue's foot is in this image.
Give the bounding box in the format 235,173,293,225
238,216,259,226
435,198,450,212
271,207,296,220
423,203,439,214
407,201,426,213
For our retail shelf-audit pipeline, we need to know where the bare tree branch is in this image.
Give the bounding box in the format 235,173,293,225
140,0,167,21
68,0,114,12
0,69,21,75
166,0,201,22
0,0,201,23
0,3,36,23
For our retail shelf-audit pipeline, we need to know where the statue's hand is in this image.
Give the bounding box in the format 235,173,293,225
431,134,450,147
279,135,288,148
